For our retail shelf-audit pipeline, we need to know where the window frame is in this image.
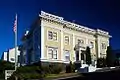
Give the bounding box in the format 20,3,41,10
64,35,70,45
48,47,58,59
53,32,57,40
101,43,106,49
90,41,94,48
64,50,70,61
48,31,53,40
47,30,58,41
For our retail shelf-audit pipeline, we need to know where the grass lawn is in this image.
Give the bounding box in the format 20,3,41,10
44,72,82,80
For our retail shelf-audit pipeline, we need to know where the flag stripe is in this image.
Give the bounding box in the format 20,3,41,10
13,14,17,33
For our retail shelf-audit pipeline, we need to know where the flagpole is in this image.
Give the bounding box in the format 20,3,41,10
15,14,17,71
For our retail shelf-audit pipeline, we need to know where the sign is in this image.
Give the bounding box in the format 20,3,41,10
5,70,15,80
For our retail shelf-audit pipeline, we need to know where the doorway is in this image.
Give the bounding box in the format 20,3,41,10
81,50,86,64
75,51,79,61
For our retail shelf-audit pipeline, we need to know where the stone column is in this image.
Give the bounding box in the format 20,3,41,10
61,30,64,61
73,33,75,62
79,47,81,62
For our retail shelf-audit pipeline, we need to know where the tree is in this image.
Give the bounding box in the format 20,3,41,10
86,46,92,65
97,58,106,68
0,60,14,79
106,46,114,67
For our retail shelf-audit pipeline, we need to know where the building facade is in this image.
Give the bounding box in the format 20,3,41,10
1,47,20,65
1,52,8,61
21,11,111,65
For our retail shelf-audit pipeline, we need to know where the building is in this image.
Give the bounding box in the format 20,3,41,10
1,51,8,61
21,11,111,65
1,47,20,65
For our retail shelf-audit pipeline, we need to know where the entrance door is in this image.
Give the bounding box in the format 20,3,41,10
81,50,86,63
76,51,79,61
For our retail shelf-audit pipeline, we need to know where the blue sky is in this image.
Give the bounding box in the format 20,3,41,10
0,0,120,58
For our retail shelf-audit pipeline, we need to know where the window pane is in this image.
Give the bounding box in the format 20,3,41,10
48,31,53,39
53,32,57,40
102,43,106,49
53,49,57,59
65,36,69,44
78,39,84,44
90,42,94,48
48,48,58,59
64,50,70,61
53,54,57,59
48,53,52,59
65,56,70,61
48,48,53,59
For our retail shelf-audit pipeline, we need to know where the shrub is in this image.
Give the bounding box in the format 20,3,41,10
9,73,45,80
9,62,63,79
66,61,75,73
97,58,106,68
48,64,62,74
86,46,92,65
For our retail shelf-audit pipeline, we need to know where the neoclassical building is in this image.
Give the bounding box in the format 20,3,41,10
21,11,111,65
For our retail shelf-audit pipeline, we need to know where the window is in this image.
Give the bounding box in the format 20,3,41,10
53,49,57,59
64,50,70,61
48,31,53,39
65,36,69,45
48,47,57,59
78,39,84,44
90,42,94,48
10,58,14,61
48,48,53,59
53,32,57,40
101,43,106,49
48,31,57,41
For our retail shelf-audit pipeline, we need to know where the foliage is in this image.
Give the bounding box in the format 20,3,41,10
8,65,45,80
0,60,14,79
74,61,81,70
9,62,63,79
66,61,75,73
113,59,120,66
86,46,92,65
47,64,62,74
9,73,44,80
0,60,14,71
106,46,114,67
97,58,106,68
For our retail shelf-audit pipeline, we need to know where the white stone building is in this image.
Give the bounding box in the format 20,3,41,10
1,47,20,63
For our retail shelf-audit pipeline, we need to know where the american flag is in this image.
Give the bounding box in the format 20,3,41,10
13,14,17,33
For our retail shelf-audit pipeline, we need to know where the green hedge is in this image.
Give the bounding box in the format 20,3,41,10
97,58,106,68
8,63,63,79
66,61,75,73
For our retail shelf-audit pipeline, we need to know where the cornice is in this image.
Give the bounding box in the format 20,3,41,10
39,11,111,38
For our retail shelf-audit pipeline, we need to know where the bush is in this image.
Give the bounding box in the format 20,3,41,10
9,63,63,79
9,73,45,80
0,60,14,79
97,58,106,68
66,61,75,73
48,64,62,74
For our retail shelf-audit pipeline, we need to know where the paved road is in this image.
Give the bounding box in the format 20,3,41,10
59,68,120,80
